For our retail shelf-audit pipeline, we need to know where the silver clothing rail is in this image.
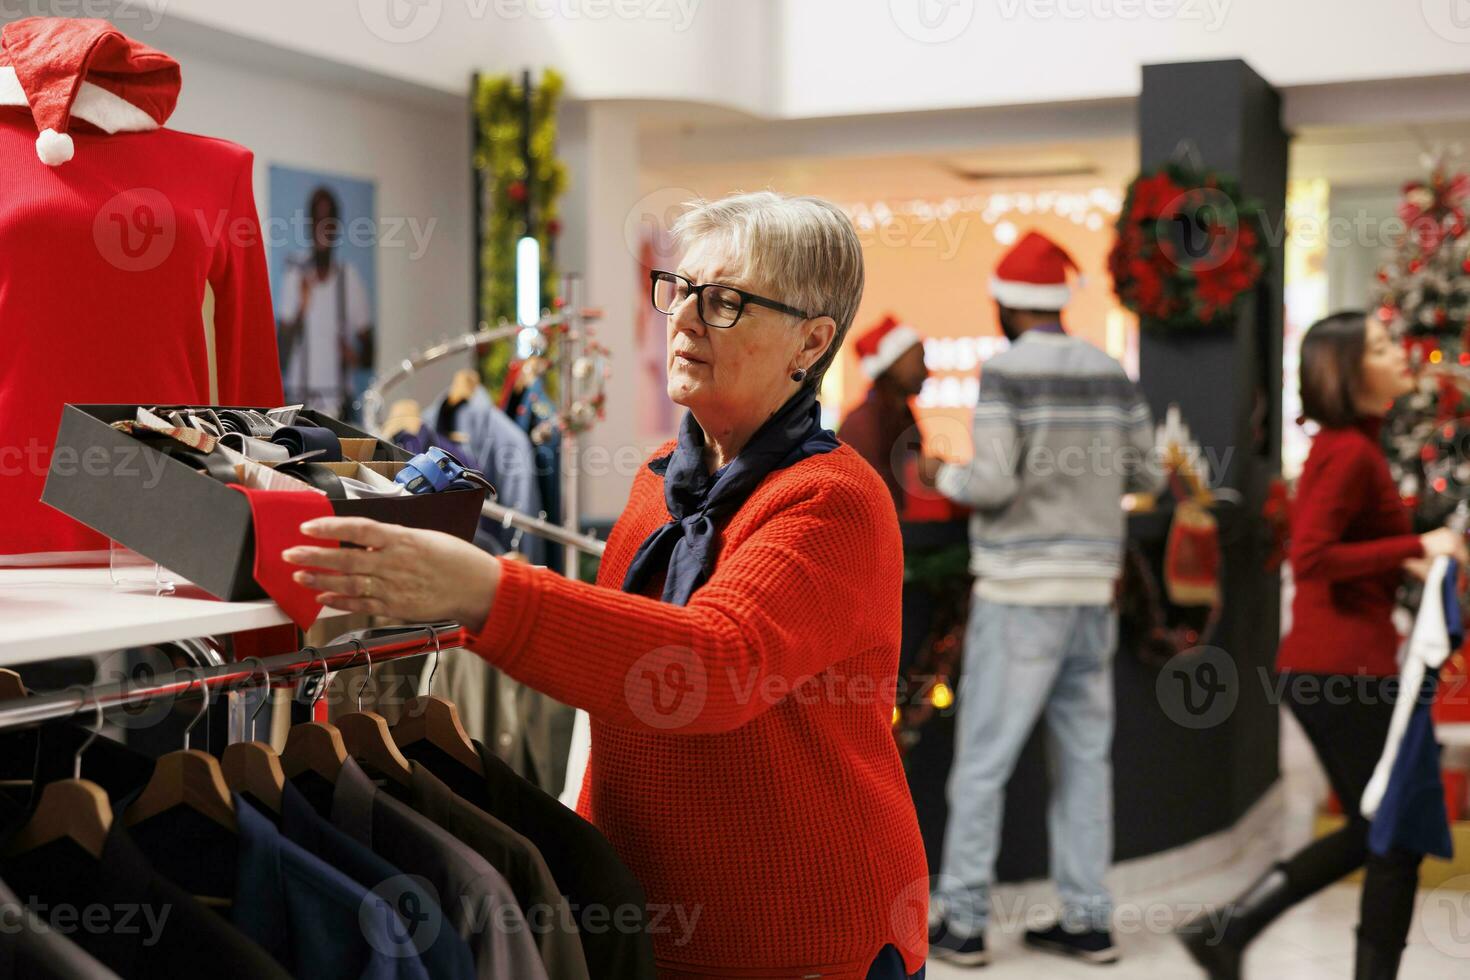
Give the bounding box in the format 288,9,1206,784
0,625,463,735
482,498,605,559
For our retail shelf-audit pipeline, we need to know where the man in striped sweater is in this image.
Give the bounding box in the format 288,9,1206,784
922,231,1160,968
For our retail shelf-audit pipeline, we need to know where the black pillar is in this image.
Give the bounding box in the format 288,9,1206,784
1119,59,1287,847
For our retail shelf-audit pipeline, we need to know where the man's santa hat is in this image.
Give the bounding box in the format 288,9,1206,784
0,17,179,167
990,231,1080,311
854,314,923,380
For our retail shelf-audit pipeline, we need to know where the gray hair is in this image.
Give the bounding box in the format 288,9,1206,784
672,191,865,390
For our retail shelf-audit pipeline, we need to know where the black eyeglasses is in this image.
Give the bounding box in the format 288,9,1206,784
650,270,814,329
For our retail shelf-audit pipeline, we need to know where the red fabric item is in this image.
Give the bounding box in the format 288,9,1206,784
0,99,283,557
1434,656,1470,724
227,485,335,629
1444,769,1466,822
467,443,928,978
1,18,179,153
1277,417,1424,676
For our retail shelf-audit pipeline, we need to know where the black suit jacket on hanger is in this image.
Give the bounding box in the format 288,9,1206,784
400,739,656,980
0,823,290,980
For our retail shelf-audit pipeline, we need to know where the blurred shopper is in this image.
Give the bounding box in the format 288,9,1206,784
1180,311,1468,980
839,314,931,513
922,231,1159,967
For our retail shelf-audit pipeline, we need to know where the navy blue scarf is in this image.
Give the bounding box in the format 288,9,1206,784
622,386,840,606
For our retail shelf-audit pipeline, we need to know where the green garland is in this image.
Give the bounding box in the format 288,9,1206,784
474,70,569,394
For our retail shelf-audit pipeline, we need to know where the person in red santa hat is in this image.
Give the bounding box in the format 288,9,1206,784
0,17,282,562
921,230,1160,969
838,314,934,514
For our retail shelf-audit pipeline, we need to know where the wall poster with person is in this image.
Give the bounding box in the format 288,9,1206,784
268,164,378,421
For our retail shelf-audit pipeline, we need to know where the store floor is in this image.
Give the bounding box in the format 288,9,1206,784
926,707,1470,978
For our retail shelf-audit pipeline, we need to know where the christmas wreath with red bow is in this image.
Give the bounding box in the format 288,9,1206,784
1108,163,1268,331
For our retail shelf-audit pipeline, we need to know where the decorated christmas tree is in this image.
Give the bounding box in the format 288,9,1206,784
1370,162,1470,529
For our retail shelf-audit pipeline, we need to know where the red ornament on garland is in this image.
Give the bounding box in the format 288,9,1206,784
546,218,562,237
507,180,528,203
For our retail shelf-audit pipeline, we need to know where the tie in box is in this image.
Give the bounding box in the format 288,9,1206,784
41,404,491,602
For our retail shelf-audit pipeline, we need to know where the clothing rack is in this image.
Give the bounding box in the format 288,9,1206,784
0,625,463,735
360,279,606,571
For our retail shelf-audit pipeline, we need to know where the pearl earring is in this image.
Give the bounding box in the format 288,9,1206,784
791,368,808,383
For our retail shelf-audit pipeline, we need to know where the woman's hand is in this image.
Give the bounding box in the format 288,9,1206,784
1403,556,1433,580
916,455,944,487
281,517,502,630
1419,526,1470,565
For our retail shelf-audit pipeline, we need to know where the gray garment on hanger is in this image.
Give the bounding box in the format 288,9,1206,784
329,758,549,980
416,648,571,794
0,878,124,979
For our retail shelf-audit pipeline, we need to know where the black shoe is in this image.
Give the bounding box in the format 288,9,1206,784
929,919,990,967
1177,865,1295,980
1353,929,1404,980
1024,924,1119,965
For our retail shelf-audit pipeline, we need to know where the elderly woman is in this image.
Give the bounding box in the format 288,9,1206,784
284,192,928,979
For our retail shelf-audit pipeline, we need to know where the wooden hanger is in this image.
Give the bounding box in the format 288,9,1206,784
0,671,32,791
220,658,284,814
516,355,549,392
336,642,413,787
447,369,481,406
123,670,237,833
381,399,423,441
280,651,348,783
221,742,284,813
280,722,347,783
393,627,483,775
125,749,238,833
0,669,26,701
2,691,112,860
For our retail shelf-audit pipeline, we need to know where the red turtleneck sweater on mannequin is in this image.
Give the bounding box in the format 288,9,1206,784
0,18,283,561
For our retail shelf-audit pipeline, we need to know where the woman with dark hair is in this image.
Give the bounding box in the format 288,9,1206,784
1181,311,1467,979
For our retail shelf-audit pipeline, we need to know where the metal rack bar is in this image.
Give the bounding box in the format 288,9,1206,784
482,497,605,557
0,624,465,735
558,273,586,576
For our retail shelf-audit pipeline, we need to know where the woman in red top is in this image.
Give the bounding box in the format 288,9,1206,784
1181,312,1467,980
285,192,929,979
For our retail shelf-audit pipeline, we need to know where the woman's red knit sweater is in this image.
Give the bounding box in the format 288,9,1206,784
467,441,928,978
1276,416,1423,676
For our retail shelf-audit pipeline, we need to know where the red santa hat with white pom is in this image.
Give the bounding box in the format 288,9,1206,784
990,230,1081,311
854,314,923,380
0,17,180,167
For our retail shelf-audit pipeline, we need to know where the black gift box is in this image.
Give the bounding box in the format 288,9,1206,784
41,405,490,602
